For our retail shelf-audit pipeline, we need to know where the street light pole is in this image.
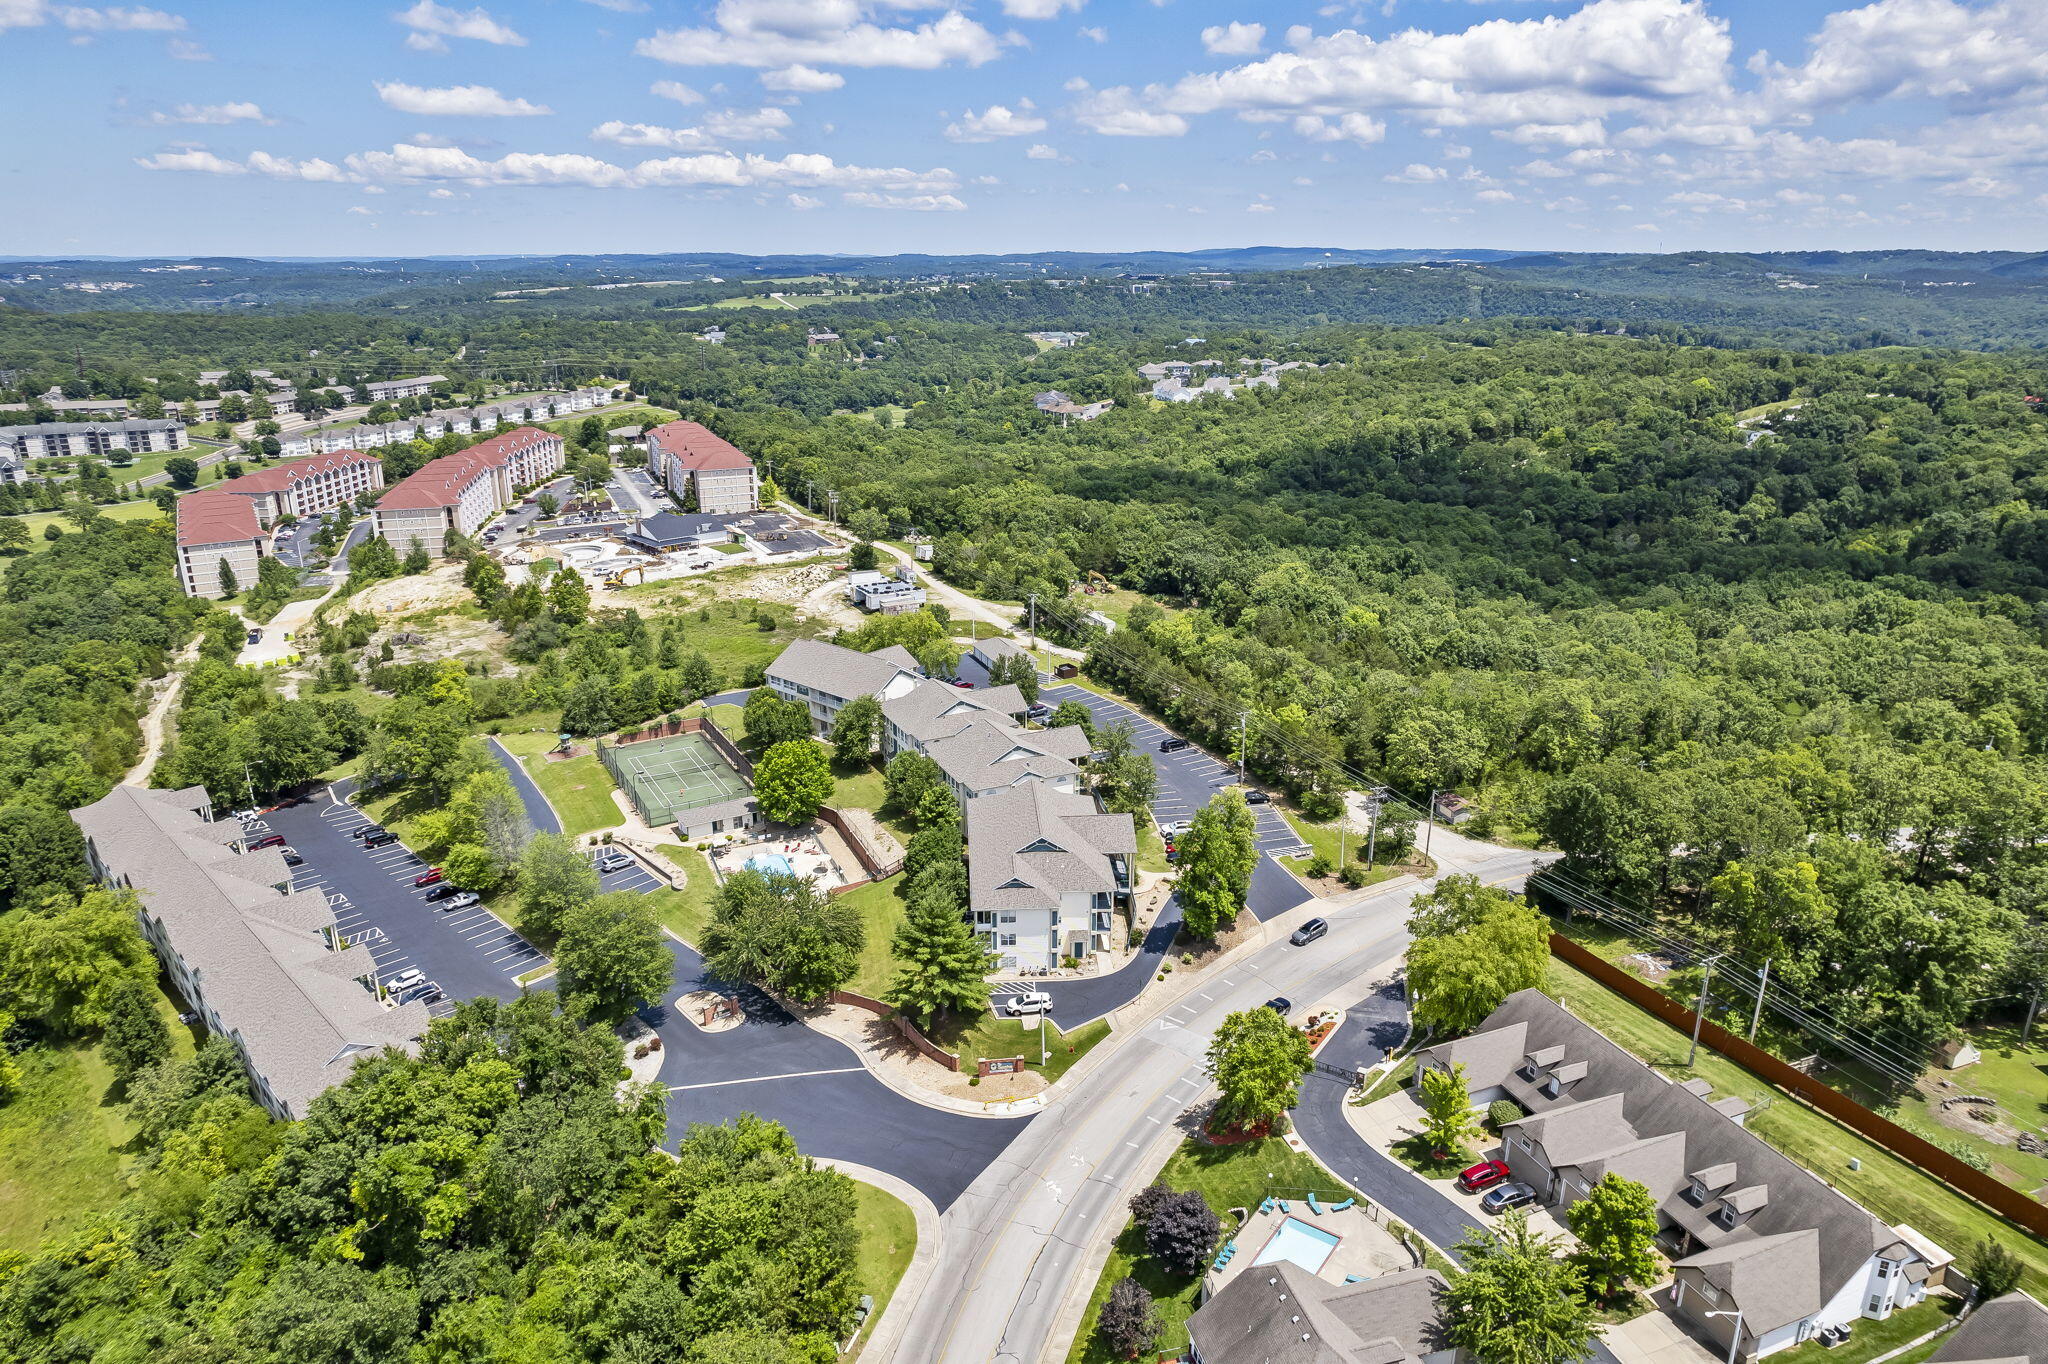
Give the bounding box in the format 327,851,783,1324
1365,799,1380,870
1689,953,1724,1067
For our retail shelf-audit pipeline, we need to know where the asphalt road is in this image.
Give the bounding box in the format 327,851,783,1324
1006,889,1187,1029
1038,682,1312,922
648,938,1030,1210
487,738,563,837
259,789,549,1011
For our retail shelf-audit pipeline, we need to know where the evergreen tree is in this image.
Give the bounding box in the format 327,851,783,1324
401,538,430,574
217,558,238,597
885,877,994,1028
101,975,172,1083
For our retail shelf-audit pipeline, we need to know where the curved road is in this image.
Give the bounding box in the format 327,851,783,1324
487,738,563,837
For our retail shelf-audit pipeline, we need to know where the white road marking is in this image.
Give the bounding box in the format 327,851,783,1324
666,1066,864,1092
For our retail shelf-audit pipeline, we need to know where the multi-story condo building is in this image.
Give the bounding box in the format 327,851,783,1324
765,638,924,737
1413,991,1950,1362
372,425,564,557
277,389,610,458
175,490,270,599
362,374,448,402
880,678,1088,804
1187,1266,1460,1364
70,785,428,1120
213,448,384,527
0,418,186,462
646,419,759,514
966,783,1132,970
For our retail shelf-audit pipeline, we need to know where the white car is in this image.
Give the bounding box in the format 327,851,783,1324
444,892,480,910
595,852,633,874
386,968,424,994
1160,820,1192,837
1003,991,1054,1017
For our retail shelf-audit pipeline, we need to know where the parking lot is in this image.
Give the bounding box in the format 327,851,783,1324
257,790,551,1012
1038,682,1313,922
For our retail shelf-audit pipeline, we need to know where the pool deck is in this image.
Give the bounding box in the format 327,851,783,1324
1205,1198,1411,1303
708,829,847,890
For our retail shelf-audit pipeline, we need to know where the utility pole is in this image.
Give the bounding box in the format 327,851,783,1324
803,479,814,511
242,764,258,815
1423,789,1439,861
1688,953,1723,1067
1026,592,1039,664
1237,712,1248,785
1748,959,1771,1041
826,490,840,523
1364,798,1380,869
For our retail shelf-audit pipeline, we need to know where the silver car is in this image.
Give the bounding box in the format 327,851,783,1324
1480,1182,1538,1215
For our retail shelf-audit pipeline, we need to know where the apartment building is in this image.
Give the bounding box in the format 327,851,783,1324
372,425,564,557
362,374,448,402
1412,991,1946,1361
70,785,428,1120
966,783,1132,970
764,638,925,736
880,678,1088,804
277,389,608,458
214,448,384,527
0,418,186,462
1188,1266,1458,1364
646,419,759,514
175,490,270,599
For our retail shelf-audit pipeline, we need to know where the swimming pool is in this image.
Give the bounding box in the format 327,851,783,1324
1251,1216,1341,1275
745,853,795,877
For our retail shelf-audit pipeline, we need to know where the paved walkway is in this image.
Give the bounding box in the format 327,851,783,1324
487,737,563,836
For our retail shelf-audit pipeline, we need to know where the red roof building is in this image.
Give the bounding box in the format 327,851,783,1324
175,491,268,600
373,425,564,558
215,448,385,527
646,420,759,515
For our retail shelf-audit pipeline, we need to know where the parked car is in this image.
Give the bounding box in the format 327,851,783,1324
363,829,399,848
424,884,460,901
1480,1182,1538,1214
231,808,260,823
1457,1160,1513,1193
1026,702,1053,719
245,629,262,646
397,980,438,1004
1003,991,1054,1017
444,892,480,910
415,986,447,1007
1160,820,1192,836
1289,918,1328,946
1263,997,1292,1017
1243,789,1271,805
595,851,633,874
247,832,287,850
280,847,304,866
951,679,974,689
1159,736,1190,753
414,868,445,887
385,968,424,994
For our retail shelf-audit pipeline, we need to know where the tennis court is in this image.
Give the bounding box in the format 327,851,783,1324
598,729,752,827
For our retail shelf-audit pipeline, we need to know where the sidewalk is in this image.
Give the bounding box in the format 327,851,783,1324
1342,1087,1574,1244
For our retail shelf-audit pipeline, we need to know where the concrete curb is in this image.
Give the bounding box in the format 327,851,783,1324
813,1159,942,1364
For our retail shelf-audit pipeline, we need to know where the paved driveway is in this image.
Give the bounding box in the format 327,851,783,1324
648,939,1030,1209
487,738,563,837
260,790,550,1010
1038,683,1312,921
998,891,1186,1029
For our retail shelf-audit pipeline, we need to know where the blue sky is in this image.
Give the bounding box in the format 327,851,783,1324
2,0,2042,257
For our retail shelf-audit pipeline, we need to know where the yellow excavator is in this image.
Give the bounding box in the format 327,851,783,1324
603,565,647,590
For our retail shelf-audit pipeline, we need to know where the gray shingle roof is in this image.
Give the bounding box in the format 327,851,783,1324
966,783,1133,913
1436,990,1900,1327
1186,1264,1449,1364
766,638,922,704
1932,1294,2048,1364
71,785,427,1118
882,679,1091,796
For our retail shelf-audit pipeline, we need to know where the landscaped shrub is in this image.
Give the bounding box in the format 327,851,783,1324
1488,1099,1526,1131
1307,854,1334,878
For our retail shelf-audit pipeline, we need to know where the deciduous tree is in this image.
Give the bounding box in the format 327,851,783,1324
1205,1006,1313,1134
829,693,881,766
101,975,173,1083
1442,1211,1598,1364
702,868,864,1003
1418,1062,1483,1157
1097,1278,1161,1360
516,832,600,942
556,891,673,1025
754,740,835,825
1567,1173,1662,1300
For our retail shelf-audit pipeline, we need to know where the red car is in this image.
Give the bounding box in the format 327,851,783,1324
414,868,445,887
247,832,288,850
1457,1160,1512,1193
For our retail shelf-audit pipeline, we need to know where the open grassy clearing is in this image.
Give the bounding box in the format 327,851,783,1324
1545,955,2048,1293
495,730,625,837
830,875,912,1001
0,984,196,1254
1065,1137,1361,1364
650,843,720,943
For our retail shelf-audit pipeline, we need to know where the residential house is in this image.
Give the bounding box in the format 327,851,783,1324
1927,1293,2048,1364
807,328,840,345
1138,360,1193,382
70,785,428,1120
1026,330,1088,347
373,425,564,557
965,782,1131,970
175,490,270,598
213,448,385,527
764,637,926,737
1187,1265,1458,1364
1411,991,1943,1360
700,326,726,344
1034,389,1114,423
645,419,759,515
0,418,186,462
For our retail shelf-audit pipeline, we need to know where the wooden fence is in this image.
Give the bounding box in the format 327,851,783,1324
1551,933,2048,1241
827,989,960,1072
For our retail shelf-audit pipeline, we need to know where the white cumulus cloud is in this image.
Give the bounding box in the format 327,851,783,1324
843,190,966,210
1068,83,1188,136
148,100,272,125
394,0,525,51
946,103,1048,141
636,1,1000,71
1000,0,1080,16
761,63,844,91
1201,21,1264,55
374,81,551,117
1384,162,1448,182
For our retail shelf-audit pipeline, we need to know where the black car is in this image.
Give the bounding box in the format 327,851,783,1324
1289,918,1328,946
1264,997,1292,1017
362,829,399,848
1159,737,1190,753
1243,789,1271,804
424,883,461,901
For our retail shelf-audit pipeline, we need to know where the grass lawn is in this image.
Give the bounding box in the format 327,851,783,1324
1888,1021,2048,1194
833,875,911,1000
616,592,825,684
535,404,679,440
1545,956,2048,1293
1766,1297,1960,1364
928,1014,1111,1085
495,731,624,837
650,843,720,943
1278,807,1424,887
1136,821,1169,875
849,1179,919,1358
1066,1137,1361,1364
0,985,195,1254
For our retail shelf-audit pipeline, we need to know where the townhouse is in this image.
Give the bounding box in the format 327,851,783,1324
645,419,760,515
214,448,384,527
71,785,428,1120
373,425,564,558
1927,1293,2048,1364
362,374,448,402
1187,1265,1459,1364
1412,991,1946,1361
766,637,1128,971
0,417,186,462
175,489,270,599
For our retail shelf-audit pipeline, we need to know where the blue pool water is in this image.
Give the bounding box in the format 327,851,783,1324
745,853,795,877
1251,1216,1341,1275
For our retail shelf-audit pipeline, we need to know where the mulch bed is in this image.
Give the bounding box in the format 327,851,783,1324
1201,1116,1278,1146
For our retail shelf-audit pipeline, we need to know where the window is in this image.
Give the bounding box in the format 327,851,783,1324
999,934,1017,947
1876,1262,1891,1279
1697,1281,1721,1306
999,913,1017,924
1869,1297,1881,1313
